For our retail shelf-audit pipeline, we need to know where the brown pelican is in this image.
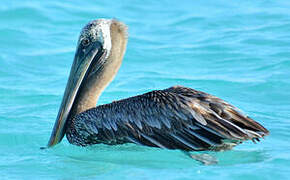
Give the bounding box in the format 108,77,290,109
46,19,269,155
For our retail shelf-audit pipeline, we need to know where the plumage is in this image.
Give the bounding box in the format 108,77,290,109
47,19,269,153
66,86,269,151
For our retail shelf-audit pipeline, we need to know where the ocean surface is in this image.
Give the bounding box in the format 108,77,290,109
1,0,290,179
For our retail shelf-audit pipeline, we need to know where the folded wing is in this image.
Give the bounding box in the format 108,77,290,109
69,86,269,151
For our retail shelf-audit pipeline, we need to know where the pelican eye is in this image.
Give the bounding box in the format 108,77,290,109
82,38,90,46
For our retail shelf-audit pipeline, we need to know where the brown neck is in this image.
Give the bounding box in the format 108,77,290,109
71,20,128,116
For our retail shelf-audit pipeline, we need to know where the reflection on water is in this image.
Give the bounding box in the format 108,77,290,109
214,149,268,166
48,143,268,168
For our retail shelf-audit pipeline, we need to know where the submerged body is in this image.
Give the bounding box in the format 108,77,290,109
47,19,269,152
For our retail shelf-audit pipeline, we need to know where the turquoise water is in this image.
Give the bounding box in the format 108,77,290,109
1,0,290,179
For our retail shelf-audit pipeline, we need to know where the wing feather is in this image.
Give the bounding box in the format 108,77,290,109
69,85,269,151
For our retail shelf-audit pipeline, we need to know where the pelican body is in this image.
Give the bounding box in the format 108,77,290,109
47,19,269,152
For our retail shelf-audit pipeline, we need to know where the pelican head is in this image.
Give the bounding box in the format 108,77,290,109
47,19,128,147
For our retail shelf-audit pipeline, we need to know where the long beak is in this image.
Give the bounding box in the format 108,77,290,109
47,42,101,147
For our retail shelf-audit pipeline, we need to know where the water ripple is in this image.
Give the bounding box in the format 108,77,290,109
1,0,290,179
